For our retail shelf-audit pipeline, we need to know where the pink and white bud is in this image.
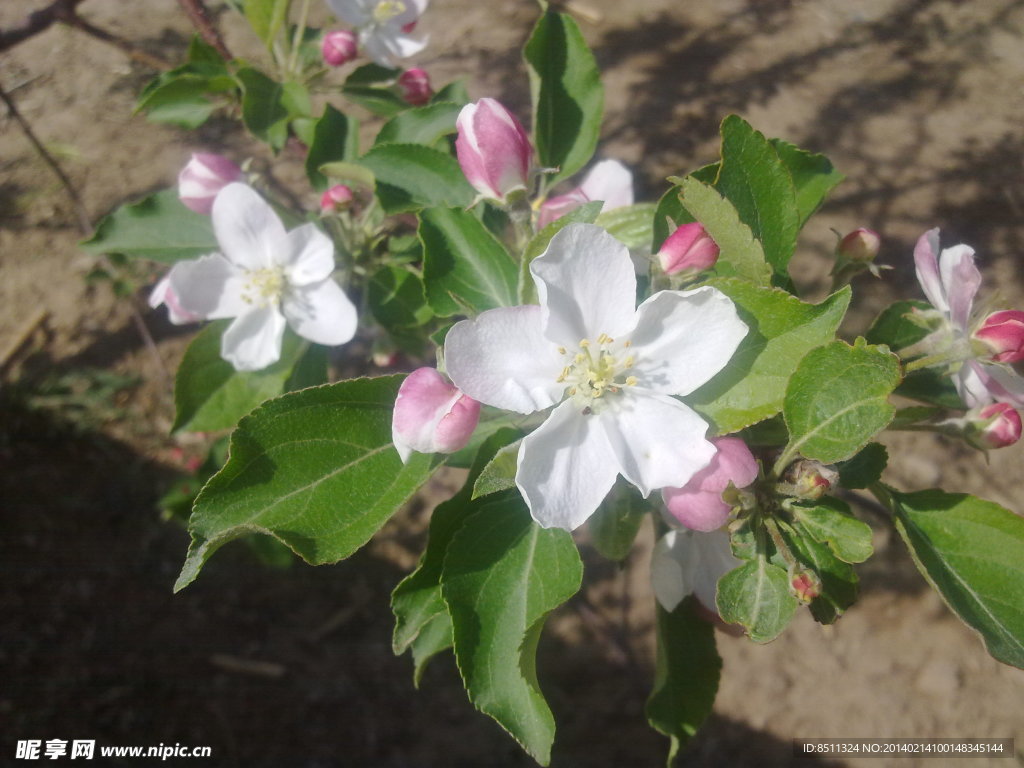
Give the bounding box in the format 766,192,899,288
974,310,1024,364
178,153,244,215
397,67,433,106
148,275,202,325
662,437,758,532
320,184,354,212
968,402,1022,449
790,567,821,603
781,459,838,501
837,228,881,263
392,367,481,463
657,222,720,277
322,29,358,67
455,98,532,203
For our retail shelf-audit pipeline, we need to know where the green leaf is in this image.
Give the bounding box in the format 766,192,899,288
431,80,469,106
866,300,962,409
645,599,721,765
442,493,583,765
237,67,290,149
837,442,888,490
717,557,798,642
242,0,289,48
174,376,438,592
345,62,400,85
409,611,453,686
688,280,850,434
136,75,223,128
677,177,772,286
783,520,858,624
715,115,800,278
770,139,844,226
317,161,376,193
595,202,657,251
172,322,312,433
305,104,359,191
783,339,901,464
375,102,461,147
420,206,518,316
790,497,874,564
471,439,521,499
524,12,603,184
889,488,1024,668
367,266,432,331
391,429,520,659
588,482,646,561
342,85,408,117
81,189,217,262
360,144,474,213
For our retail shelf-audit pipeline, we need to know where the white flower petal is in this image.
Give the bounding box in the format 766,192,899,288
444,305,565,414
281,279,358,346
284,223,336,286
690,528,742,612
167,255,249,319
530,223,638,346
913,228,947,312
325,0,373,27
600,391,714,496
938,244,980,331
651,530,698,612
516,401,619,530
625,286,748,395
221,305,288,371
579,159,633,211
361,28,427,67
212,183,289,271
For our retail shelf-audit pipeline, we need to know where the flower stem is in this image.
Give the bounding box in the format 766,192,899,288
903,351,954,373
287,0,313,77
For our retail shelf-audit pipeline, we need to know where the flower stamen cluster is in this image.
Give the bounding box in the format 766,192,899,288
556,335,638,405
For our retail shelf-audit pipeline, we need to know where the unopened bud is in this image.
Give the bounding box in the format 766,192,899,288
781,459,838,500
178,153,244,215
320,184,354,212
322,30,358,67
837,228,881,263
392,368,481,463
790,567,821,603
397,67,433,106
657,222,719,277
455,99,533,204
662,437,758,532
973,310,1024,363
967,402,1022,450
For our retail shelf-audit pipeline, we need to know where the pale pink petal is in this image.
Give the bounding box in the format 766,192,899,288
663,488,732,532
939,244,980,331
536,189,589,229
221,305,287,371
624,286,747,395
361,28,427,67
579,159,633,211
691,528,742,613
455,99,532,201
913,228,947,312
281,279,357,346
516,401,619,530
444,305,565,414
284,223,335,286
166,255,249,320
651,530,698,612
325,0,373,28
662,437,757,532
149,274,202,324
392,368,479,462
599,391,715,497
212,183,289,271
530,223,638,347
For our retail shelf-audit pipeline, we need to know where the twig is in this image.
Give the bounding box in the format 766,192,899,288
0,0,87,54
209,654,286,678
177,0,232,60
0,83,92,234
63,13,170,70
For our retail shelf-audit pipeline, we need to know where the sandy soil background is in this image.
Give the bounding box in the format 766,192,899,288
3,0,1024,766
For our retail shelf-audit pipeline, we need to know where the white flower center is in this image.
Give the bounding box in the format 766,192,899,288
556,333,638,410
373,0,406,23
242,267,285,308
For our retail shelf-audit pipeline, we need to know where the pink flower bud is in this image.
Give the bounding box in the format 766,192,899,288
969,402,1022,449
974,310,1024,363
455,98,532,203
397,68,433,106
178,153,244,215
662,437,758,532
657,222,720,276
837,227,881,263
781,459,838,500
790,568,821,603
320,184,354,212
322,30,358,67
392,368,481,463
536,189,589,229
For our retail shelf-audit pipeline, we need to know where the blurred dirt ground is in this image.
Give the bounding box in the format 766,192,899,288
2,0,1023,766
